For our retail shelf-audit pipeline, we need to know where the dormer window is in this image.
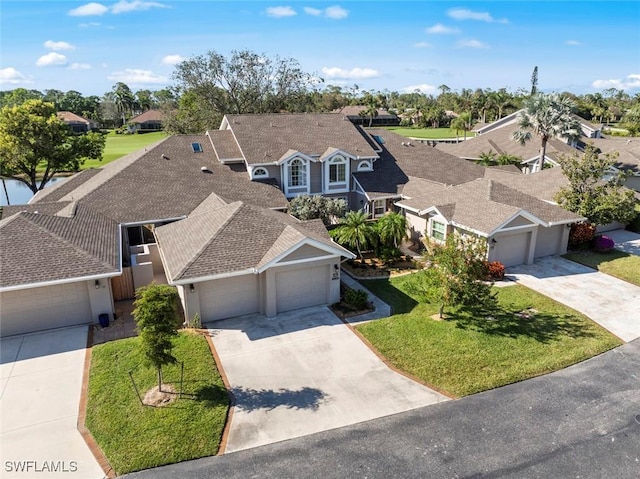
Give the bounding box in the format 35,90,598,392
329,156,346,183
288,159,307,187
253,167,268,178
357,160,372,171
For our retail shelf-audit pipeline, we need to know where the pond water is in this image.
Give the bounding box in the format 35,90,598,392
0,177,67,206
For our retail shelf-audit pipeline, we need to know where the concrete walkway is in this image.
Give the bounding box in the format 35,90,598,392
508,256,640,342
0,327,104,479
340,272,391,322
206,306,448,453
606,229,640,256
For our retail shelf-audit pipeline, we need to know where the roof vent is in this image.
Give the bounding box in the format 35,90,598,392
161,153,169,160
401,142,406,146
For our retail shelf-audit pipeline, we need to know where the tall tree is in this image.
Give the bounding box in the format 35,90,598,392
376,211,407,249
451,112,473,141
530,66,538,96
112,82,134,125
133,284,181,391
511,93,581,171
554,146,637,226
330,210,377,260
0,100,105,194
169,49,315,133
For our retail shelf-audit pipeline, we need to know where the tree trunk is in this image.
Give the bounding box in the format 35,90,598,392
539,138,548,171
439,304,444,319
2,179,10,205
158,367,162,392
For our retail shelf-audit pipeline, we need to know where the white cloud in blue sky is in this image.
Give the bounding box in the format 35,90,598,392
414,42,432,48
403,83,437,93
447,8,508,23
161,55,184,65
68,3,109,16
457,39,489,49
266,6,297,18
69,63,92,70
68,1,168,16
592,74,640,91
36,52,68,67
321,67,380,80
426,23,460,34
566,40,581,46
44,41,75,51
107,68,167,84
0,67,32,85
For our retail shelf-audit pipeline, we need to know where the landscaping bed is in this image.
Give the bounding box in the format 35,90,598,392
330,282,375,319
563,249,640,286
357,275,621,397
85,331,229,475
341,254,422,279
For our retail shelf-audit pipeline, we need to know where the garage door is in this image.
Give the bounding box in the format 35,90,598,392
199,275,260,321
276,265,328,313
494,231,531,267
0,282,92,337
534,226,564,259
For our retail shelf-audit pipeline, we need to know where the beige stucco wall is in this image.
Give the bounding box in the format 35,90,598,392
87,278,115,321
405,210,427,241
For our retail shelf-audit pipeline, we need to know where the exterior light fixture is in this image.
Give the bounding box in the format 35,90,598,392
334,264,339,270
95,279,100,289
189,283,195,293
491,238,497,245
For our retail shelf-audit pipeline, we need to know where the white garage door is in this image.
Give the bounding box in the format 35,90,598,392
534,225,564,259
494,231,531,267
199,275,260,321
276,265,328,313
0,282,92,337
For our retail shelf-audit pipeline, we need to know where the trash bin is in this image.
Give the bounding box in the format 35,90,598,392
98,313,110,328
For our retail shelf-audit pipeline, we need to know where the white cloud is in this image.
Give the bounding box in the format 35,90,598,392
0,67,32,85
447,8,508,23
266,6,296,17
426,23,459,34
36,52,68,67
457,39,489,49
403,83,437,93
566,40,581,46
111,1,169,14
44,40,75,51
69,63,91,70
592,74,640,91
321,67,380,80
107,68,168,84
413,41,432,48
304,7,321,16
161,54,184,65
68,2,109,16
325,6,348,19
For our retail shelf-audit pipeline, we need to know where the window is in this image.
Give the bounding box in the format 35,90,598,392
430,220,446,241
329,162,346,183
373,199,386,217
357,160,372,171
191,142,203,153
253,167,268,178
288,159,306,187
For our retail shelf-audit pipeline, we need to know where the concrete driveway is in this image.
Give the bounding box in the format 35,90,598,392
207,306,448,453
1,327,104,479
606,228,640,256
508,256,640,342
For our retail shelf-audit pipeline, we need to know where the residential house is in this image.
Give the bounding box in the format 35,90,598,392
335,105,400,126
1,113,584,337
128,109,164,133
57,111,98,133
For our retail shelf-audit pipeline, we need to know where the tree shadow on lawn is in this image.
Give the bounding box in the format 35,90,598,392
231,386,329,413
447,305,596,344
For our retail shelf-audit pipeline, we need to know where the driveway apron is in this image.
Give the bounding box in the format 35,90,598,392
207,306,449,453
605,229,640,256
0,326,104,479
508,256,640,342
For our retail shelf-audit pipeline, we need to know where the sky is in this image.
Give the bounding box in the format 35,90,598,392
1,1,639,97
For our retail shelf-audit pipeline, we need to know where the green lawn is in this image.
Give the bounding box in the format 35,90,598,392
85,331,229,475
82,131,167,169
385,127,475,140
563,250,640,286
358,276,621,397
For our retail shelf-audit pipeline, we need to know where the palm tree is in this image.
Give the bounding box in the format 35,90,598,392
511,93,581,171
477,150,497,166
450,112,473,141
376,212,407,249
330,210,376,260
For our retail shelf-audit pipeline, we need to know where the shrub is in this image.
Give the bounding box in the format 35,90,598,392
627,205,640,233
592,235,615,253
344,288,369,309
569,223,596,249
487,261,505,280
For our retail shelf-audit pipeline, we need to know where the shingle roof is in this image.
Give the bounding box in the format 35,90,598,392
353,128,485,198
223,113,379,166
57,111,93,124
587,137,640,173
397,178,583,235
207,130,243,162
483,167,569,202
154,201,350,282
129,109,164,124
30,169,103,204
47,135,288,223
335,106,399,120
1,201,70,220
0,203,119,287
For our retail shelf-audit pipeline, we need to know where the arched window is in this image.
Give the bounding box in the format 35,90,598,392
357,160,372,171
288,159,306,187
329,156,346,183
253,167,268,178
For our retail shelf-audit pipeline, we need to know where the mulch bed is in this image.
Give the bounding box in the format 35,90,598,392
341,255,422,279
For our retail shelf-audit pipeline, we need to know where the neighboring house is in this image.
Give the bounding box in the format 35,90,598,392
585,137,640,192
1,113,585,337
335,105,400,126
128,109,164,132
57,111,98,133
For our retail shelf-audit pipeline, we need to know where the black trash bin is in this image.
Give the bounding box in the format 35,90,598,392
98,313,110,328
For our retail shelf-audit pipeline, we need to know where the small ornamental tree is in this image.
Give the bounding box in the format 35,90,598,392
133,284,181,391
287,195,347,225
408,233,496,319
376,211,407,250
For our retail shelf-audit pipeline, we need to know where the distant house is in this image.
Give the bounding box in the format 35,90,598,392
128,109,164,133
57,111,98,133
336,105,400,126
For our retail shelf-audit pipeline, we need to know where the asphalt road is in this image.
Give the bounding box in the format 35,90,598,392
125,340,640,479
